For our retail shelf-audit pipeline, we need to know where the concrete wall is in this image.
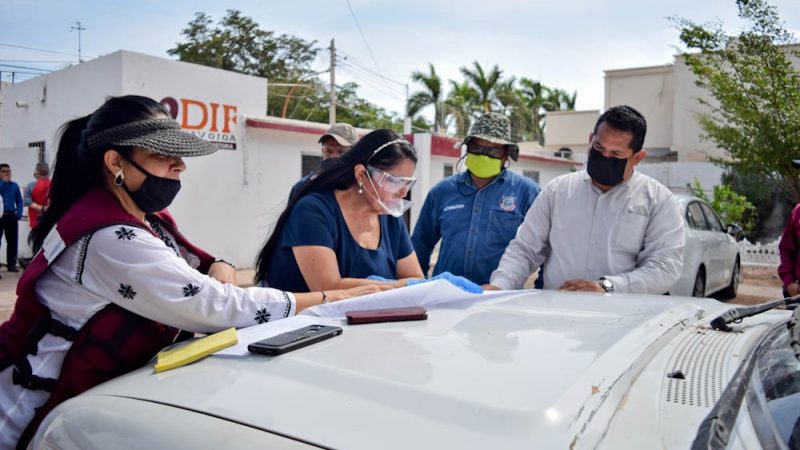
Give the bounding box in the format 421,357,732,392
603,65,674,151
636,161,724,196
544,110,599,152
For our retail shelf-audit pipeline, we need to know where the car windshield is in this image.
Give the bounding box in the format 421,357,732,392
752,322,800,447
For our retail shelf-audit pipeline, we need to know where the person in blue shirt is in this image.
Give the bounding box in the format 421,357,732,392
411,112,542,286
0,163,24,272
256,129,425,292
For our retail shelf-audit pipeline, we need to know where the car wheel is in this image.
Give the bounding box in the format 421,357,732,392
692,268,705,297
717,258,740,299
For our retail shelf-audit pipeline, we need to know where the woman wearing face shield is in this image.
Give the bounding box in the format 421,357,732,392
0,96,385,449
256,129,425,292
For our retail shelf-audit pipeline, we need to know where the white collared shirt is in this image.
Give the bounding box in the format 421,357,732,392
490,170,685,294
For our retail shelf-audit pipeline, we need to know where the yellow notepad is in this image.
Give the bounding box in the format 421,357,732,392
154,327,238,373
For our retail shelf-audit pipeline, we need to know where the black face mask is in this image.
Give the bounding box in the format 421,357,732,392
587,147,631,186
122,157,181,213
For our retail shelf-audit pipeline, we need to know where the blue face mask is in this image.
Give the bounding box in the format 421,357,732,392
586,147,631,186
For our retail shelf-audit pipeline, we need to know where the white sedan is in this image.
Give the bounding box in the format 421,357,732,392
31,284,799,450
670,195,742,298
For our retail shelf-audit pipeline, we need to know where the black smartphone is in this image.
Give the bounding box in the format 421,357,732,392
247,325,343,356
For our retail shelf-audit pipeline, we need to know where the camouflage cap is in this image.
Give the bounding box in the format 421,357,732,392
319,123,359,147
460,112,519,161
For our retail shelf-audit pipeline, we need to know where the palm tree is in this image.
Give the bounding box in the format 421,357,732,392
544,88,577,111
518,78,548,144
459,61,502,112
444,80,479,137
407,63,445,133
494,77,531,142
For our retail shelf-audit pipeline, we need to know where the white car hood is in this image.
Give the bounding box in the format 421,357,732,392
81,291,735,449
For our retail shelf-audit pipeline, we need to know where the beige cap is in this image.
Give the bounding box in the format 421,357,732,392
319,123,359,147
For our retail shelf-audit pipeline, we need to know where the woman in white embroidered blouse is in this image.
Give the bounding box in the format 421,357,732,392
0,95,386,449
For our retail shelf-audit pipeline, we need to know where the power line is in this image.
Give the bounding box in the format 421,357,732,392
0,42,84,58
0,70,46,77
342,0,393,93
342,66,403,100
337,60,406,97
337,58,405,92
0,63,52,72
336,50,405,86
0,59,73,64
338,65,405,101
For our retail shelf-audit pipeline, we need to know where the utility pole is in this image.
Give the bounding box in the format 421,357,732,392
329,39,336,124
403,84,411,134
70,21,86,63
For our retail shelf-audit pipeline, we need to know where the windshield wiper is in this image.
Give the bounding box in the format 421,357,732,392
709,294,800,332
790,307,800,362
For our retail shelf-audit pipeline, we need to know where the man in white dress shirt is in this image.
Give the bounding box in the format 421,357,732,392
487,105,684,294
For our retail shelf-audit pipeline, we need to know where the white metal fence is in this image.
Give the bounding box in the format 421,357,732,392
739,239,780,267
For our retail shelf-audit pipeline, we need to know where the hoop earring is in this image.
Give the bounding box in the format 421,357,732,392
114,170,124,186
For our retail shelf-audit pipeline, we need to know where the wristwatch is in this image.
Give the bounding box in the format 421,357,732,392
598,277,614,293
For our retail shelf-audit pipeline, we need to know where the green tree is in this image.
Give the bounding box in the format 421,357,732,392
443,80,479,137
169,10,423,132
459,61,502,112
168,10,318,82
688,179,758,235
673,0,800,203
517,79,577,144
408,63,445,133
517,78,548,144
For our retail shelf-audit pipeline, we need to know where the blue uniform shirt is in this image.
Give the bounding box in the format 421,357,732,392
412,169,540,285
0,180,23,218
265,189,414,292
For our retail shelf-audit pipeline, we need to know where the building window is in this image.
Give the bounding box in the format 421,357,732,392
523,170,540,183
553,147,573,159
28,141,45,163
443,164,453,178
301,154,322,177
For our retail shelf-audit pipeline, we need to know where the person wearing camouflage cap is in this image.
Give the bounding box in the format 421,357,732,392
290,123,359,199
411,112,541,286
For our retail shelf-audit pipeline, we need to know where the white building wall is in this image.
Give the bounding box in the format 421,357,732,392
669,55,723,161
544,110,599,152
0,50,269,268
604,65,674,151
0,50,583,271
636,161,724,196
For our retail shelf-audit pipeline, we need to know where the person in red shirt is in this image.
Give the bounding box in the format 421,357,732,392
27,162,51,229
778,159,800,297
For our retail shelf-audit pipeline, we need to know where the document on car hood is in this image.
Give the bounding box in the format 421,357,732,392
302,280,515,318
214,281,519,357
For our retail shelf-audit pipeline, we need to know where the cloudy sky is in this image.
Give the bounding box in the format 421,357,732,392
2,0,799,122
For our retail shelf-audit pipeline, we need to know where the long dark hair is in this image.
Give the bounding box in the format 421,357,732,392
255,129,417,282
29,95,169,252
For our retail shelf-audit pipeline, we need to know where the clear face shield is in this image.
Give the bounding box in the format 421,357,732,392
365,166,415,217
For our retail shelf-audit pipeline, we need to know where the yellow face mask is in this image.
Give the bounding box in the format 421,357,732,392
465,153,502,179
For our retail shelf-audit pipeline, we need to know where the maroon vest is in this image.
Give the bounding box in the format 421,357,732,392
0,188,215,448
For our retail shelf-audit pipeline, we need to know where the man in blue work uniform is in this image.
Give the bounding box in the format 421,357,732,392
412,112,541,286
0,164,23,272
